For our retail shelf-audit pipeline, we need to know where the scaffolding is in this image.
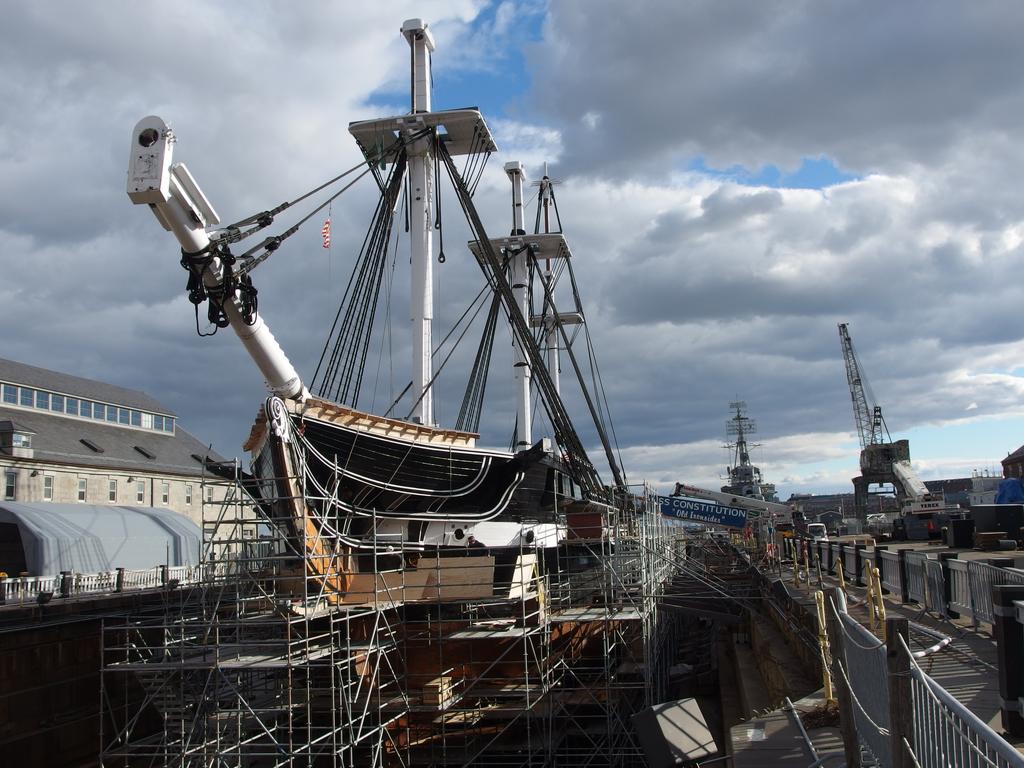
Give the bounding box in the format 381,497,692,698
99,461,688,767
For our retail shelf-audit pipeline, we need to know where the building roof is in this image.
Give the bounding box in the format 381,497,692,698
0,357,172,415
0,502,201,575
924,477,973,495
0,404,225,476
1004,444,1024,465
0,419,33,433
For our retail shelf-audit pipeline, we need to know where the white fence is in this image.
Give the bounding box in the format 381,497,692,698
0,564,204,606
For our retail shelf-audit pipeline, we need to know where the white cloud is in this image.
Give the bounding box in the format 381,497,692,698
489,119,563,168
2,0,1023,500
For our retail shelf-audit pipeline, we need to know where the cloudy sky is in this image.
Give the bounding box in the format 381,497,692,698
3,0,1024,498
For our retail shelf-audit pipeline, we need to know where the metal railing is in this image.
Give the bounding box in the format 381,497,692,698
968,562,1024,627
827,595,1024,768
924,558,948,617
834,545,1024,631
838,611,892,765
905,637,1024,768
949,559,973,619
879,549,903,596
906,551,929,604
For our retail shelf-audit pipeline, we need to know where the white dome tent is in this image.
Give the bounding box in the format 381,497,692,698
0,501,201,576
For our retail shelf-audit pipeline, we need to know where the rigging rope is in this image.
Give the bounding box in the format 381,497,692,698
312,153,408,405
436,140,607,499
456,292,502,433
178,137,420,340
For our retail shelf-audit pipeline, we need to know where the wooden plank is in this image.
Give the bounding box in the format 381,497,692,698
507,554,537,600
887,617,914,768
294,398,479,446
339,557,496,604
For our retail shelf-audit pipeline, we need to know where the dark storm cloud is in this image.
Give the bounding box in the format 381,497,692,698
506,0,1024,493
527,1,1024,177
3,1,1024,497
0,1,489,458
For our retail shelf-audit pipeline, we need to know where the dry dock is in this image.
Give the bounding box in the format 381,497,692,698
728,537,1024,766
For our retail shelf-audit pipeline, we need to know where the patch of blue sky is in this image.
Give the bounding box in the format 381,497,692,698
366,1,544,120
688,155,859,190
901,418,1024,466
772,417,1019,495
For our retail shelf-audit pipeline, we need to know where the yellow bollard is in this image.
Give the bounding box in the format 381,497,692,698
833,556,846,593
815,590,834,701
866,565,878,633
872,566,886,642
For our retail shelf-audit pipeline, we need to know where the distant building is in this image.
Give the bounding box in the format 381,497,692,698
786,476,990,520
0,357,226,529
968,473,1001,506
812,510,844,532
923,478,972,508
785,492,897,518
1003,445,1024,479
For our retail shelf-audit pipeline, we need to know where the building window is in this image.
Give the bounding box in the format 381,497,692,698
79,400,92,418
66,397,79,416
43,475,54,501
2,384,16,404
130,410,141,427
106,407,117,423
51,394,64,412
108,478,117,502
118,408,130,425
11,432,31,448
77,477,87,502
165,418,175,433
3,470,16,500
35,391,49,409
142,412,153,429
136,480,145,504
161,482,169,505
185,484,193,505
205,485,214,503
20,388,33,407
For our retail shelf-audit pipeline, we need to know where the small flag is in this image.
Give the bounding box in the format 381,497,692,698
321,218,331,249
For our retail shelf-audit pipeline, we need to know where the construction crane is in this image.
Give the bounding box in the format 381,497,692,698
838,323,888,451
838,323,935,521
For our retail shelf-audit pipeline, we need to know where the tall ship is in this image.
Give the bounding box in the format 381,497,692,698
126,19,628,607
113,21,684,766
721,400,777,502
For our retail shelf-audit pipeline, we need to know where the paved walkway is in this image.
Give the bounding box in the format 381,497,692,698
728,552,1022,765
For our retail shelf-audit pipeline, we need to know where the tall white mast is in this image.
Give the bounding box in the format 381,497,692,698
402,19,435,425
505,161,532,448
350,21,496,426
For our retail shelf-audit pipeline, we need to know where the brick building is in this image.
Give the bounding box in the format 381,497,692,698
1003,444,1024,479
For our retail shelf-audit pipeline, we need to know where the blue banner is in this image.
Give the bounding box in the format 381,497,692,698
657,495,748,529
